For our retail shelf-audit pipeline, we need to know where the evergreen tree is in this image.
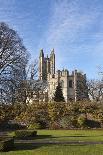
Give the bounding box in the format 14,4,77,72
53,83,65,102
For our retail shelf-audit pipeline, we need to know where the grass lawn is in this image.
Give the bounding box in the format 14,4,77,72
0,144,103,155
36,129,103,142
1,130,103,155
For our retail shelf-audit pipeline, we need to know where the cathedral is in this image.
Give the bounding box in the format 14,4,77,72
39,49,88,102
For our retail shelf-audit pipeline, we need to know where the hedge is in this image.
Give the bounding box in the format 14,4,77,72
14,130,37,139
0,137,14,152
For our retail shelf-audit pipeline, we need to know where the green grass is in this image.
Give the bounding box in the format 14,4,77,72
0,144,103,155
36,129,103,142
1,130,103,155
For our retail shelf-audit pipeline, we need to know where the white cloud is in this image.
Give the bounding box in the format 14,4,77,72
39,0,99,48
37,0,103,76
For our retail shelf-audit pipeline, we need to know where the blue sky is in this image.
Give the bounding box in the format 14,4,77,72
0,0,103,79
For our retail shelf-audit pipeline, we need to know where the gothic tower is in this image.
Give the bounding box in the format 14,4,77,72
50,49,55,75
39,49,45,80
39,49,55,81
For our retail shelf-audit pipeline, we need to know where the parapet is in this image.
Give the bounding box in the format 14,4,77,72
71,70,86,78
61,69,69,76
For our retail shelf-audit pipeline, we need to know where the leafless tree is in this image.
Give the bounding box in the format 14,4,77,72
26,60,38,80
17,59,48,103
0,22,29,104
87,79,103,101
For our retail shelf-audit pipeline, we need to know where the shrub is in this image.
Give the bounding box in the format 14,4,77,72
14,130,37,139
0,121,26,131
60,116,71,129
72,118,78,128
86,119,101,128
0,137,14,151
49,121,60,129
38,120,47,129
8,122,26,130
28,121,47,130
28,123,41,130
77,115,87,128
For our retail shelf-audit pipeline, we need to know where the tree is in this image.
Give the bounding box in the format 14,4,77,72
76,79,89,101
87,79,103,101
16,60,38,103
26,60,38,80
20,59,49,104
53,82,65,102
0,22,29,104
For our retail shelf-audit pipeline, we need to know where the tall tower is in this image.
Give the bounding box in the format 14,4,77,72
39,49,45,80
39,49,56,81
50,49,55,75
46,54,50,74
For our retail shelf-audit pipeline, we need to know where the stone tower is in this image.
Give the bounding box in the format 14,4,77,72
39,49,45,80
39,49,55,81
50,49,55,75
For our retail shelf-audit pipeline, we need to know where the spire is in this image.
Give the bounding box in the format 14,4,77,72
50,48,55,75
51,48,55,55
52,48,55,53
40,49,44,57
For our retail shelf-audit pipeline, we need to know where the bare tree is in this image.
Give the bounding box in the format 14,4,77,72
26,60,38,80
17,59,48,103
0,22,29,104
87,79,103,101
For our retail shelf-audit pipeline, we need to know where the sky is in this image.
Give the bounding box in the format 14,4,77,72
0,0,103,79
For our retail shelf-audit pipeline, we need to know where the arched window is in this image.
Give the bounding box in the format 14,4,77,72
69,80,72,88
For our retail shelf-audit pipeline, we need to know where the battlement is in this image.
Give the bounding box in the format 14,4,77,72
71,70,86,79
47,68,86,81
61,69,69,76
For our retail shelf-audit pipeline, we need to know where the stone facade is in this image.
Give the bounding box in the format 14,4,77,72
39,49,88,102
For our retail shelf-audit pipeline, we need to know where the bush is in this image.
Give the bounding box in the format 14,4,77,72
60,116,71,129
28,123,41,130
28,121,47,129
49,122,60,129
77,115,87,128
86,119,101,128
7,122,26,130
14,130,37,139
0,122,26,131
0,137,14,151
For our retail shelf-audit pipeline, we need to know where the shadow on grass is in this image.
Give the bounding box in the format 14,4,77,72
15,135,92,141
57,135,103,138
54,135,89,138
14,142,86,151
10,134,102,152
34,135,53,139
15,135,53,140
15,134,101,141
13,134,87,151
14,142,44,151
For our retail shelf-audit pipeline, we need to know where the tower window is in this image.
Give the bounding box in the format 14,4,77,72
69,80,72,88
